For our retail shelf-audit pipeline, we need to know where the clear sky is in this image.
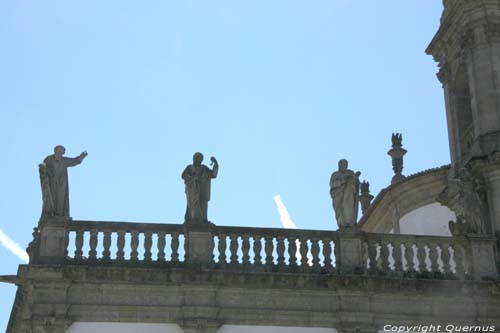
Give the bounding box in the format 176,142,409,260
0,1,446,330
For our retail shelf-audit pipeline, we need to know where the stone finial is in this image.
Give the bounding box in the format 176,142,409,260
391,133,403,148
387,133,407,184
358,181,374,215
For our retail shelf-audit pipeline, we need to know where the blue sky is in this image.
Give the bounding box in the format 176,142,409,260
0,1,446,330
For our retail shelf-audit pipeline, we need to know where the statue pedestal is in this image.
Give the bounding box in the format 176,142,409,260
469,236,498,280
337,231,363,272
38,217,69,264
184,222,215,264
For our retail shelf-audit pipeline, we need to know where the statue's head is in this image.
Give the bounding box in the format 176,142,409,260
193,152,204,165
338,159,348,171
54,145,66,158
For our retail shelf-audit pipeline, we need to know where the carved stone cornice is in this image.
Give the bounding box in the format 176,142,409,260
437,62,451,85
459,29,475,50
16,265,498,297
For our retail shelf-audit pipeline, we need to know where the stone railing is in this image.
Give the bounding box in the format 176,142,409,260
213,226,337,271
361,233,472,278
66,221,185,264
29,218,498,280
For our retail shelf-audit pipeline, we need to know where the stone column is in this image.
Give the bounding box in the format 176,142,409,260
37,217,69,264
484,162,500,234
438,63,460,168
465,28,500,141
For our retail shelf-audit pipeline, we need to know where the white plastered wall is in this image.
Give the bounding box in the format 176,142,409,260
398,203,455,236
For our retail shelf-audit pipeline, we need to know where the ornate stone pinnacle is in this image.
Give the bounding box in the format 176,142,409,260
359,180,374,215
387,133,407,184
391,133,403,148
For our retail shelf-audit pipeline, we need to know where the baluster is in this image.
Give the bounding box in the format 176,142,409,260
453,244,465,278
264,236,274,266
322,238,332,270
311,237,320,269
288,236,297,268
276,236,286,268
157,232,166,262
429,243,439,273
404,242,415,273
241,234,250,265
217,233,227,265
380,240,390,271
361,240,370,270
229,234,239,264
368,241,378,271
144,232,152,261
451,244,465,278
299,237,309,268
130,231,139,261
464,246,473,276
253,235,262,265
89,229,98,260
171,232,179,262
333,238,340,267
416,242,427,273
74,230,84,260
392,241,403,273
64,229,69,258
441,243,452,274
102,231,111,260
116,231,125,261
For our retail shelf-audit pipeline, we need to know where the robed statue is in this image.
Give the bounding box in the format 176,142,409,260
40,145,87,218
182,152,219,223
330,159,361,229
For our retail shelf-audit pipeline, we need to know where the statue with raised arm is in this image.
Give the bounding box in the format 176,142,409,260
182,152,219,223
40,145,87,218
330,159,361,229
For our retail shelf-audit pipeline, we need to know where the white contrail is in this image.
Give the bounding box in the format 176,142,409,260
273,195,312,266
273,195,297,229
0,229,29,263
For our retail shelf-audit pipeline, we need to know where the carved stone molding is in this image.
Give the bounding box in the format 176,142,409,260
485,23,500,43
437,62,451,85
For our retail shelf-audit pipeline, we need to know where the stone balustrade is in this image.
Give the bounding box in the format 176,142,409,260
361,233,474,278
30,218,498,280
66,221,185,264
213,226,337,271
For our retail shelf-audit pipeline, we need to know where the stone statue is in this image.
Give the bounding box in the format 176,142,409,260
437,167,489,236
40,146,87,218
182,152,219,223
330,159,361,229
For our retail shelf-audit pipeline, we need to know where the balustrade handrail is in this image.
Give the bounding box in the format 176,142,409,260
214,225,338,239
360,231,497,244
68,220,184,233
